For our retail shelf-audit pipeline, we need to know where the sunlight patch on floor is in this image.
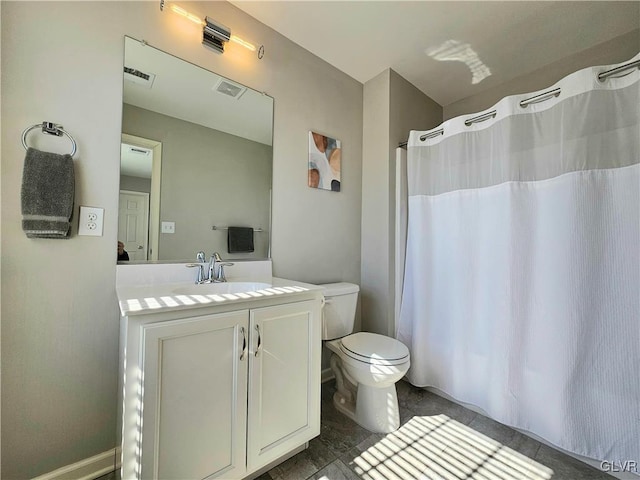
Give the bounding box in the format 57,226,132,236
349,415,553,480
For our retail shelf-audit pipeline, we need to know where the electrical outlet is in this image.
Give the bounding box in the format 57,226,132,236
161,221,175,234
78,206,104,236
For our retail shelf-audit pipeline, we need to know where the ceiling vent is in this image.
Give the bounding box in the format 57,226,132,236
124,66,156,89
128,146,151,156
214,78,247,99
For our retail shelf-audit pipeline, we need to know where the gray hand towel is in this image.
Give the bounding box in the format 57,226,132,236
228,227,254,253
21,147,75,238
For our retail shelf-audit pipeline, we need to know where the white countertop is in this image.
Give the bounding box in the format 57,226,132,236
117,277,324,316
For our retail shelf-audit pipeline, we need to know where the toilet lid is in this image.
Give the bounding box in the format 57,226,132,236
340,332,409,366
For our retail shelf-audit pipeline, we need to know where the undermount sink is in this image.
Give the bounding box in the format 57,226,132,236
172,282,272,296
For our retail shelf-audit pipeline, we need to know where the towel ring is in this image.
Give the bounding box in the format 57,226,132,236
21,122,77,157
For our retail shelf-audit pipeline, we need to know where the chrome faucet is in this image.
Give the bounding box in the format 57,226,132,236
208,252,222,282
215,262,235,282
187,251,234,283
186,251,207,283
209,252,234,282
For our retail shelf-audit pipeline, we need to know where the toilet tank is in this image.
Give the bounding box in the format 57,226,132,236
320,282,359,340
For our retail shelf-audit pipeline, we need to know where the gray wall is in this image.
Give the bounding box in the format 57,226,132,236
119,174,151,194
122,104,272,260
3,2,631,477
444,29,639,120
361,70,391,336
360,69,442,336
0,2,362,478
387,71,442,333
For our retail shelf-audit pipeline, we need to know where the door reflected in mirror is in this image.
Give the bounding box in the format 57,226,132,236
118,36,273,263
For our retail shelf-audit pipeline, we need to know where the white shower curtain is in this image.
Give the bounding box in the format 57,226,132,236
397,54,640,465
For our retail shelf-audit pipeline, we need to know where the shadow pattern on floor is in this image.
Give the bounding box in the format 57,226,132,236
255,380,613,480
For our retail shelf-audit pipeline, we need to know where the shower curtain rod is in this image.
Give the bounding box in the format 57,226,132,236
399,128,444,148
598,58,640,81
397,57,640,150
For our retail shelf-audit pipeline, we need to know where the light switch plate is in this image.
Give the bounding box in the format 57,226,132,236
161,221,175,234
78,206,104,236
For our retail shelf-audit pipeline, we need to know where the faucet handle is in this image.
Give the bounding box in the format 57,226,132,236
186,263,206,283
196,251,205,263
211,252,223,262
215,262,234,282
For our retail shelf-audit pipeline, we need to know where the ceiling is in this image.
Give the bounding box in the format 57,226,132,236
231,1,640,106
123,37,273,146
122,37,274,178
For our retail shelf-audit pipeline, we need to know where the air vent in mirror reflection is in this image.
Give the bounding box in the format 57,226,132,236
214,79,246,99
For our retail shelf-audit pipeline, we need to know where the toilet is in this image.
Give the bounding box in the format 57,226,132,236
320,282,410,433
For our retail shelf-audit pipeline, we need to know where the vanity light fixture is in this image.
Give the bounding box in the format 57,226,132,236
160,0,264,58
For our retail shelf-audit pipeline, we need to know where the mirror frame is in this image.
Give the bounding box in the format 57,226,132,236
118,37,274,263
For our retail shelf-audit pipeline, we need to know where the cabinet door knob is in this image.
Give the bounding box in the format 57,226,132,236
254,324,262,357
240,327,247,361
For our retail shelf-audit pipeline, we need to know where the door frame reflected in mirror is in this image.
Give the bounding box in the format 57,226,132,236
120,133,162,261
118,189,149,260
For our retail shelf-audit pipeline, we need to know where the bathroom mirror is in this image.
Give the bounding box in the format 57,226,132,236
118,36,273,263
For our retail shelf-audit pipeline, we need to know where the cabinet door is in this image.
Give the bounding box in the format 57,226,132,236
141,311,249,480
247,300,321,470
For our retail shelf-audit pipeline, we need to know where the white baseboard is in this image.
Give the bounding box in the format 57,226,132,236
32,447,120,480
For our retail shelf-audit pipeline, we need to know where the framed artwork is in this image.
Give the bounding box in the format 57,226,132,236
308,131,341,192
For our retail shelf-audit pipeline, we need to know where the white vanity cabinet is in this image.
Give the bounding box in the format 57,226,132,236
140,310,249,480
119,286,322,480
247,302,321,471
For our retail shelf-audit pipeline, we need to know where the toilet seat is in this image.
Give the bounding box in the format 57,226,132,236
339,332,409,366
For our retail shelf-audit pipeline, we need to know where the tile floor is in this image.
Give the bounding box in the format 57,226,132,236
99,380,614,480
255,380,613,480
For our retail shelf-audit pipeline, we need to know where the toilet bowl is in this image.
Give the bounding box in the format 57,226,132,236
320,283,410,433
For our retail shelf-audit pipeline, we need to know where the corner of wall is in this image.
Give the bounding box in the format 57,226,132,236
360,68,443,336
